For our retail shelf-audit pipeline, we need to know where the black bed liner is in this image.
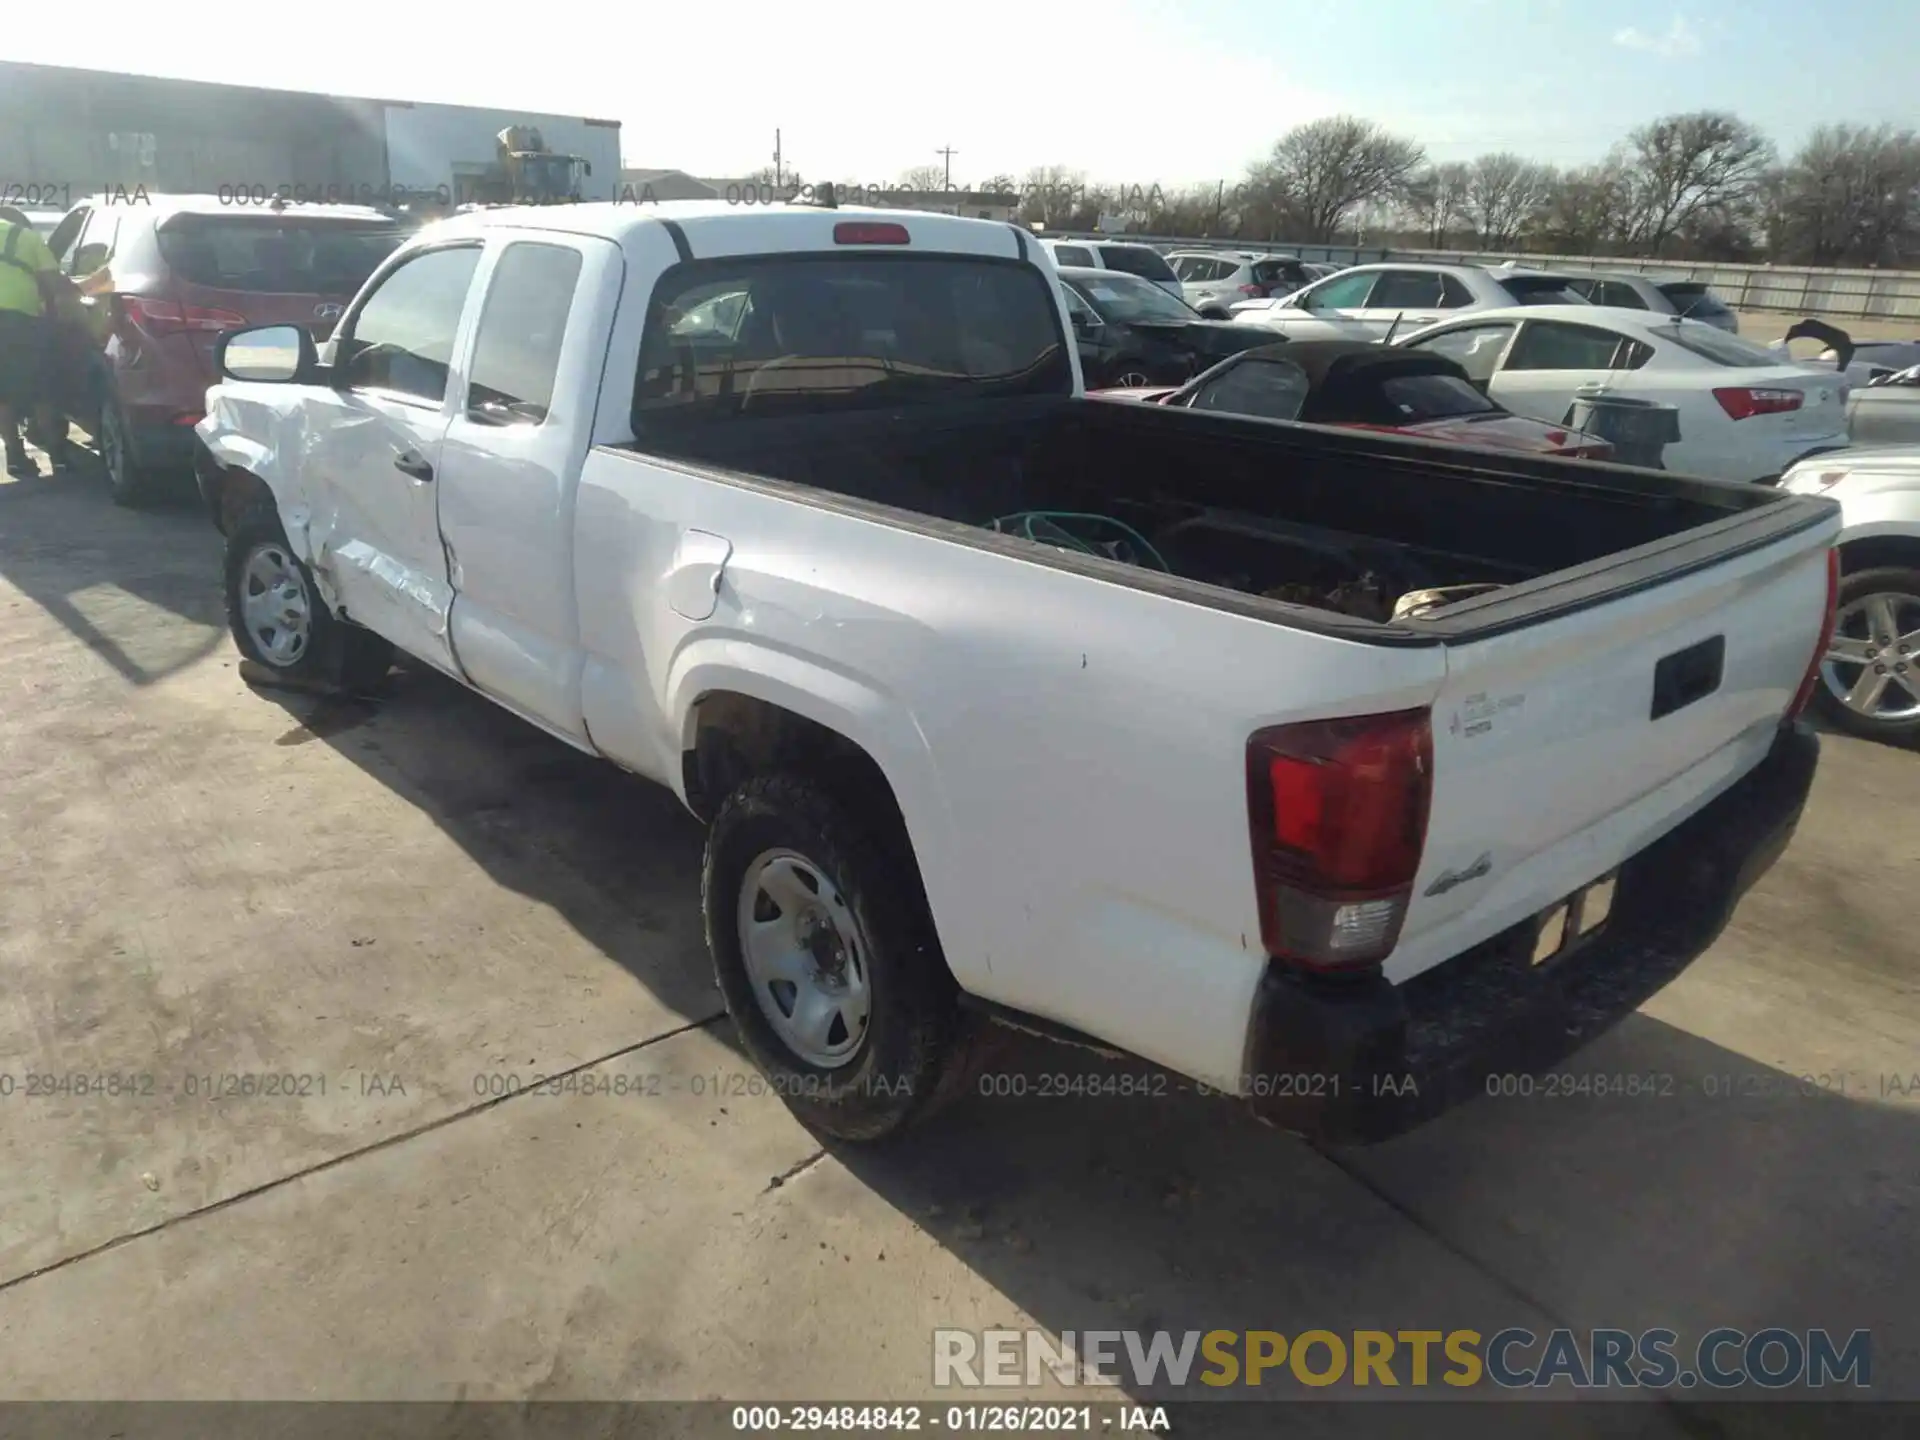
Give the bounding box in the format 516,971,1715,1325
615,393,1838,646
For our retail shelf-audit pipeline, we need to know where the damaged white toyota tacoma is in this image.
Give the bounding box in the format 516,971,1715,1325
196,200,1838,1143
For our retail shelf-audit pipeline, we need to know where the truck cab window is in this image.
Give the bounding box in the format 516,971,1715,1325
633,256,1071,426
466,242,584,424
335,245,482,403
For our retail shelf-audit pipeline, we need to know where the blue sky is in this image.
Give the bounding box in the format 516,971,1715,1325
11,0,1915,186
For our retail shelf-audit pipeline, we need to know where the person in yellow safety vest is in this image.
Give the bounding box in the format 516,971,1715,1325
0,205,78,478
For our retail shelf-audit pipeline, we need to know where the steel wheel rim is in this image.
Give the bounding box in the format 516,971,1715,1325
1821,590,1920,722
735,847,871,1069
1115,370,1151,387
102,407,127,485
239,543,313,668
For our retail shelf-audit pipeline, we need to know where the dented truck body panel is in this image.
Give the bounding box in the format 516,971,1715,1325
195,201,1834,1107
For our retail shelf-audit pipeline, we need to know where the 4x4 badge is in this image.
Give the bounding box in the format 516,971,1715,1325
1425,852,1492,897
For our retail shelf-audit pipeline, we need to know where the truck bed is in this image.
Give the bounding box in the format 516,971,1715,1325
634,394,1827,638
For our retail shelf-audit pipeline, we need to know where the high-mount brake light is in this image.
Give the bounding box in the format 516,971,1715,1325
833,222,910,245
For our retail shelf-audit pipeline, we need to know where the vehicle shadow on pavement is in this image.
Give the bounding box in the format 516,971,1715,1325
819,1014,1915,1432
250,656,723,1021
0,473,226,686
242,646,1912,1435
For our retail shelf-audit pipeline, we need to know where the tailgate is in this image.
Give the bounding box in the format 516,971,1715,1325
1387,523,1835,983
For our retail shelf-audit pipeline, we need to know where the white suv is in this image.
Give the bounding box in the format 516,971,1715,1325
1039,239,1184,301
1164,251,1321,317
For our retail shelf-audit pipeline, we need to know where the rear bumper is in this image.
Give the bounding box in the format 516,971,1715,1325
1244,722,1819,1144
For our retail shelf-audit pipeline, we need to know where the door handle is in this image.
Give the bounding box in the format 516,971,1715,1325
394,450,434,482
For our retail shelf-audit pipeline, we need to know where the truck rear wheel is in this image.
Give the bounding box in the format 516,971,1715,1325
1814,566,1920,744
702,772,973,1141
224,511,394,693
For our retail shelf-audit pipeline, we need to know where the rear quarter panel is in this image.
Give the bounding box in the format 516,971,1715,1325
572,448,1447,1089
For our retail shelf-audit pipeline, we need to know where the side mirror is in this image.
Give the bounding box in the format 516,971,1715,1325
1070,310,1101,335
217,324,318,384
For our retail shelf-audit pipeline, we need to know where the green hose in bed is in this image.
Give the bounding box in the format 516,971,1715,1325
990,511,1170,573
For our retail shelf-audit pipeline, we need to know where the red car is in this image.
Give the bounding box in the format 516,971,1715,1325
44,194,409,505
1094,338,1614,460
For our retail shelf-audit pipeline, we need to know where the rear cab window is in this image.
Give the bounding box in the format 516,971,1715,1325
1051,244,1094,267
1096,246,1178,284
158,213,409,295
634,255,1072,427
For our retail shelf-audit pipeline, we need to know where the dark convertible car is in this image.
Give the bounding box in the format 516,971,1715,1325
1057,267,1276,388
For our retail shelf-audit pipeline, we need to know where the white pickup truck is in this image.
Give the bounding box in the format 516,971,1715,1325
196,200,1838,1145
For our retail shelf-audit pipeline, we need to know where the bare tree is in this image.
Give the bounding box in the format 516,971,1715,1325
899,164,951,193
1620,111,1773,255
1463,152,1554,247
1246,116,1425,242
1769,124,1920,265
1401,162,1472,247
1016,165,1089,228
1534,163,1631,254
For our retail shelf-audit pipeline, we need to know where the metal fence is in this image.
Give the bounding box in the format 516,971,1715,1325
1047,232,1920,325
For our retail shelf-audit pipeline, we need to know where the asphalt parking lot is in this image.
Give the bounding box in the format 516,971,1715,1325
0,452,1914,1434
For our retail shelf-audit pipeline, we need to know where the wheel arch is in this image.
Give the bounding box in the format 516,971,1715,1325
1837,531,1920,575
674,671,959,979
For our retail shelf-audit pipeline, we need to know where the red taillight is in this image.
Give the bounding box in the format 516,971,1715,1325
833,222,910,245
1246,709,1433,971
1238,283,1268,297
121,296,248,335
1713,386,1803,421
1786,548,1840,723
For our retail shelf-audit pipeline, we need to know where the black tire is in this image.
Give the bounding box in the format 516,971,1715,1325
1811,565,1920,744
98,394,155,509
224,509,394,692
702,772,974,1142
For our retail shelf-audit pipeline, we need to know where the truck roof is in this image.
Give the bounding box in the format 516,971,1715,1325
417,200,1035,261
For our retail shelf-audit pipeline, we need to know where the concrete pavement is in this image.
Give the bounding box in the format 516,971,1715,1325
0,466,1912,1431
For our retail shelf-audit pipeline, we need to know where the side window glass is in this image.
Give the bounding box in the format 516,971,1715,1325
1189,358,1310,420
1302,272,1377,311
1368,270,1446,309
466,242,583,425
1407,323,1516,383
48,207,89,269
70,210,120,275
1438,274,1476,308
1053,245,1093,268
1505,321,1627,372
1616,339,1654,371
337,246,483,403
